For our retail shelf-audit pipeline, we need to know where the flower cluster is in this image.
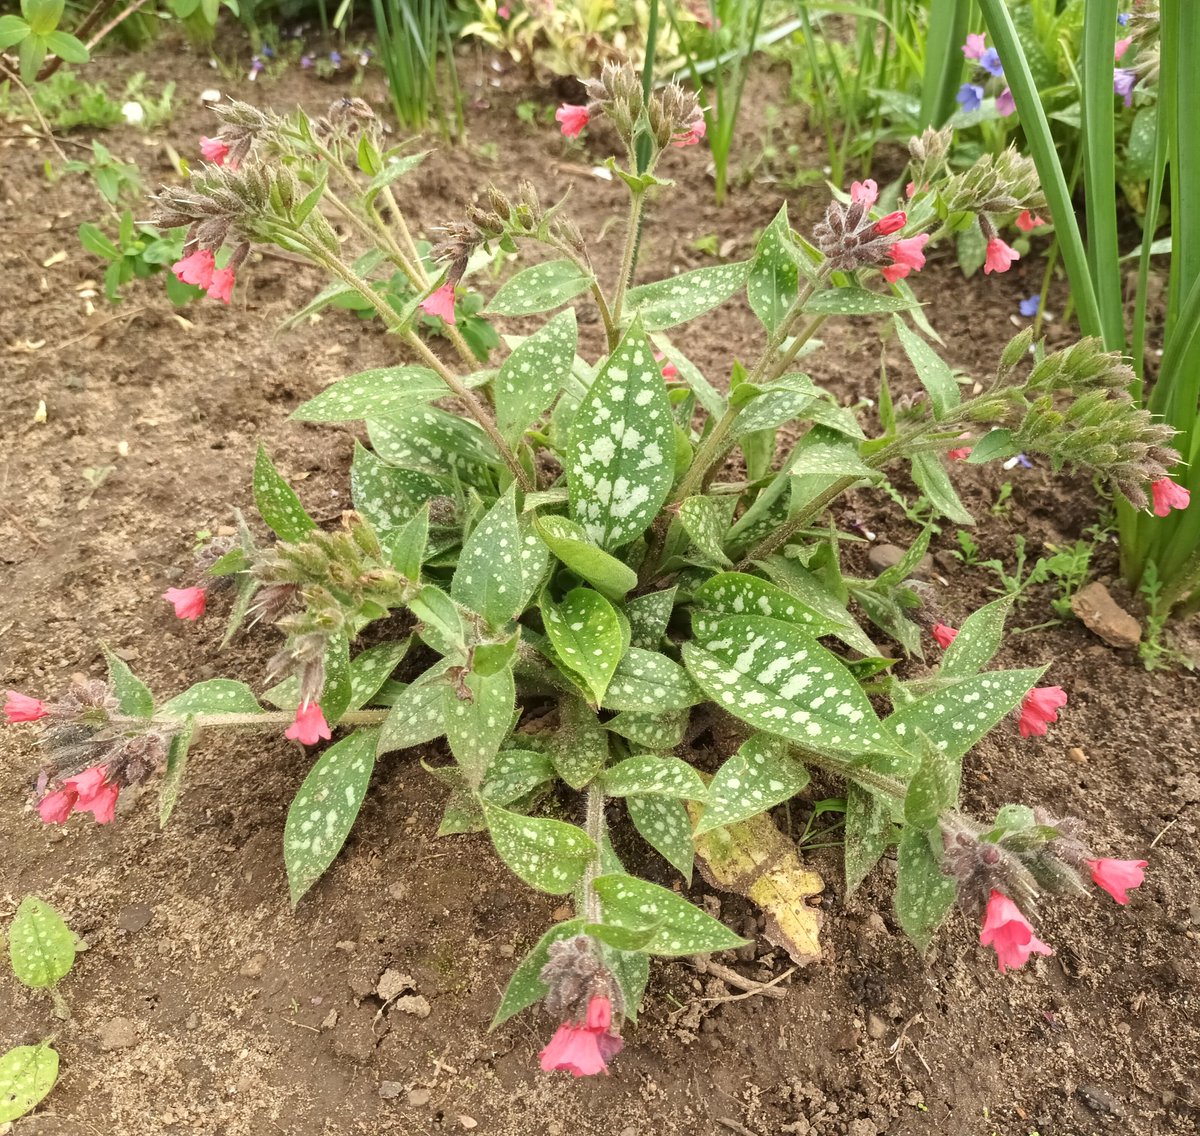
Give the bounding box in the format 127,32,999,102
959,33,1015,117
537,936,625,1077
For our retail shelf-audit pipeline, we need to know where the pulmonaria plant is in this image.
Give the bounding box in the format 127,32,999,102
12,67,1169,1077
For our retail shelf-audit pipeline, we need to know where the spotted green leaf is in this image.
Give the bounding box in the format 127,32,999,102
490,919,585,1029
757,556,880,657
682,614,886,759
483,803,595,894
802,288,917,316
102,645,153,719
592,875,748,955
351,441,450,511
8,898,76,989
692,572,842,638
893,316,959,418
533,515,638,600
881,667,1045,777
694,733,810,836
843,784,892,895
0,1044,58,1124
895,825,956,953
788,439,878,481
253,445,316,543
542,588,623,705
602,944,650,1020
495,309,577,444
284,727,378,905
625,261,750,330
940,596,1014,677
605,708,690,750
567,320,674,549
910,452,974,525
159,715,195,827
292,367,445,422
367,408,497,478
602,755,707,799
485,258,594,316
904,730,960,829
678,496,734,567
550,695,609,789
483,749,556,803
602,647,703,712
347,640,412,709
382,503,430,579
627,795,695,882
452,489,527,629
161,679,262,716
376,665,448,755
623,587,676,649
443,665,516,788
748,203,803,335
410,584,467,657
320,634,353,723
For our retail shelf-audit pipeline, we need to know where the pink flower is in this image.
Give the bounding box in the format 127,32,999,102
207,266,235,304
539,996,624,1077
881,233,929,283
1086,858,1147,905
996,88,1016,116
932,623,958,649
497,4,510,16
1016,210,1046,232
38,764,119,826
163,586,207,621
1018,685,1067,738
962,33,987,60
979,891,1053,974
200,136,231,166
5,691,48,723
947,446,972,461
286,702,331,746
556,104,589,138
983,237,1020,274
1115,36,1132,61
873,211,906,236
420,282,457,325
672,117,706,148
1150,478,1190,517
653,351,678,379
850,179,879,207
172,248,216,289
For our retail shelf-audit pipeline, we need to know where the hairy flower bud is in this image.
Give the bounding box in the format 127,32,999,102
539,935,623,1023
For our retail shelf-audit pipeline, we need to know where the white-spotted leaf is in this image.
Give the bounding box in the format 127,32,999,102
591,875,748,955
486,259,594,316
694,733,810,836
843,783,892,895
602,647,703,712
452,489,526,629
253,445,316,542
627,795,695,882
0,1044,59,1124
495,309,577,443
159,715,196,828
367,408,496,477
8,898,77,989
803,288,918,316
550,695,609,789
747,203,802,335
443,665,515,788
161,679,262,717
376,667,448,755
348,640,412,709
605,707,690,750
625,261,750,330
893,317,959,418
542,588,623,705
623,587,676,649
351,441,449,513
482,749,556,804
292,367,445,422
490,919,585,1029
602,755,707,800
483,803,595,894
693,572,842,637
895,825,956,952
940,596,1014,676
678,496,733,567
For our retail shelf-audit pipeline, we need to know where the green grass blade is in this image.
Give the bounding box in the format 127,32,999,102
918,0,971,128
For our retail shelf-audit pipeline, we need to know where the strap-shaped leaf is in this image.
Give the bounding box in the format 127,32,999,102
881,666,1045,777
757,556,880,657
627,795,695,882
602,647,703,712
605,708,689,750
490,919,585,1029
591,875,748,955
102,646,153,718
452,489,526,630
320,634,353,723
364,150,430,199
367,409,496,477
8,898,76,989
683,614,885,758
648,331,727,418
892,317,960,418
895,825,956,953
803,288,917,316
0,1044,58,1124
161,679,262,717
533,515,638,600
694,734,809,836
485,258,594,316
678,496,734,567
623,586,676,649
444,665,515,788
542,588,623,705
693,572,842,638
284,727,378,905
940,596,1014,676
495,309,578,443
602,755,707,799
625,261,749,330
376,666,448,755
159,716,195,827
550,695,609,789
747,203,802,335
843,784,892,895
567,319,673,549
910,452,974,525
253,445,316,542
292,367,445,422
483,803,595,894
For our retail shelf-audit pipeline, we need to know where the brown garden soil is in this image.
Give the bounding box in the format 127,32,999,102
2,31,1198,1136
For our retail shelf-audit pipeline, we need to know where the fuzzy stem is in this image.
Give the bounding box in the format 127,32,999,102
581,780,607,924
798,749,907,800
151,709,389,730
611,188,647,328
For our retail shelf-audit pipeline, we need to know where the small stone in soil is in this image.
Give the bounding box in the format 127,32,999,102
378,1081,403,1100
391,994,431,1018
98,1016,138,1050
866,1013,887,1040
407,1088,432,1107
457,1117,477,1130
1078,1084,1123,1117
376,969,415,1002
1068,747,1088,764
867,543,934,580
116,903,153,933
1071,582,1141,649
320,1009,338,1031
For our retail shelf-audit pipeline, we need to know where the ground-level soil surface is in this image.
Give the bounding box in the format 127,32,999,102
1,30,1197,1136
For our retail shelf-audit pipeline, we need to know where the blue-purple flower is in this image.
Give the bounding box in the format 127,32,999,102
980,47,1004,77
300,53,314,68
330,50,342,65
1117,12,1130,26
957,83,984,113
1019,295,1040,318
260,44,275,59
1114,68,1137,106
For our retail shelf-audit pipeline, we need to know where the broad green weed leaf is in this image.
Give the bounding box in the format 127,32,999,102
8,898,76,989
567,320,673,550
253,445,316,542
694,734,810,836
495,309,577,443
625,261,749,330
627,795,695,882
284,727,378,905
592,875,748,955
102,646,153,718
444,665,515,787
533,515,638,600
486,259,593,316
483,803,595,894
292,367,445,422
0,1044,58,1124
452,489,526,629
490,919,585,1029
602,647,703,712
542,588,623,705
602,755,707,799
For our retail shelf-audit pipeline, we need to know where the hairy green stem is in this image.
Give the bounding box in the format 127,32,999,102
611,189,647,327
581,780,606,923
799,749,907,800
153,709,389,730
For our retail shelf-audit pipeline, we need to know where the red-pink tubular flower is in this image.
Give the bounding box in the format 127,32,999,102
983,237,1020,274
881,233,929,283
1150,478,1190,517
5,691,48,723
979,891,1053,974
850,179,879,207
931,623,959,649
1115,36,1132,60
947,446,972,461
1016,210,1046,232
1018,686,1067,738
873,211,907,236
172,248,216,289
539,996,624,1077
555,104,590,138
286,702,331,746
672,118,706,148
420,282,457,325
207,266,236,304
653,351,679,379
163,586,207,621
200,136,231,165
38,764,119,826
1086,858,1148,905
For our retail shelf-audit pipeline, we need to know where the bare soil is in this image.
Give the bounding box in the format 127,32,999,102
1,32,1197,1136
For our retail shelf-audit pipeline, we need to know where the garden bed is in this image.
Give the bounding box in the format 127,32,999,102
1,35,1197,1136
